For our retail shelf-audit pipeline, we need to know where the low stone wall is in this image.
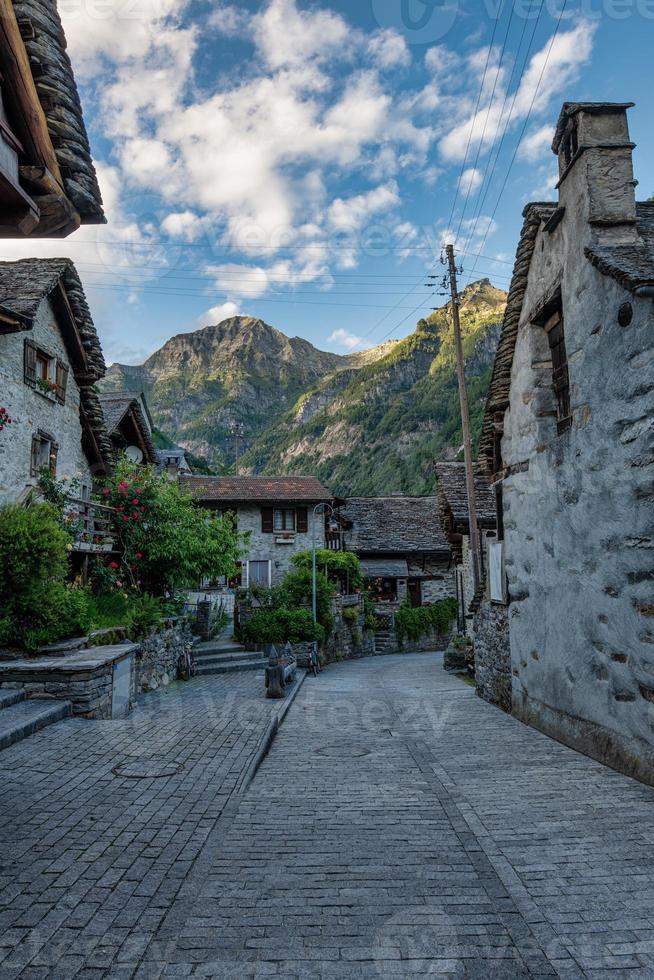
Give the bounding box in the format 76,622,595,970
473,599,511,712
323,595,374,663
136,618,193,692
0,645,138,719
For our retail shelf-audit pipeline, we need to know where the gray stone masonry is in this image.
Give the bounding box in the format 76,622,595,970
136,619,193,692
474,598,512,712
0,644,137,719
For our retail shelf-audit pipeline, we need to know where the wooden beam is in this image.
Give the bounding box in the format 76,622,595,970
0,0,62,181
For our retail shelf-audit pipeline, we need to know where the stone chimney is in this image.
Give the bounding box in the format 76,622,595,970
552,102,638,244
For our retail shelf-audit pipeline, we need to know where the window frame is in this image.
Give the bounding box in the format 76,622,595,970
30,430,58,478
543,308,572,435
273,507,296,532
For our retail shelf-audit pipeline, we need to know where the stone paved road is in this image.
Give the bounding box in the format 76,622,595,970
161,654,654,980
2,655,654,979
0,670,300,980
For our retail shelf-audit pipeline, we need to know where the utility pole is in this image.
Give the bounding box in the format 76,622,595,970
446,244,482,591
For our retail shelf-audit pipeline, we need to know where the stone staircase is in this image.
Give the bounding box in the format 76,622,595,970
373,625,396,655
194,638,267,676
0,689,71,752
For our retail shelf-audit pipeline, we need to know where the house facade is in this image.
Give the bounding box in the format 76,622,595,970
0,258,113,505
434,462,497,633
477,102,654,783
340,496,454,608
0,0,104,236
98,391,157,467
180,475,332,587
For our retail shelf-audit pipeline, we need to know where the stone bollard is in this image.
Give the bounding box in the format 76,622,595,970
264,645,285,699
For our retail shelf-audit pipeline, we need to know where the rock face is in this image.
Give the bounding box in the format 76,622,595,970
102,281,506,494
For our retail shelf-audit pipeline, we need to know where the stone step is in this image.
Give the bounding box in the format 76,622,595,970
195,650,264,666
0,699,71,752
194,640,250,656
195,658,267,676
0,689,26,710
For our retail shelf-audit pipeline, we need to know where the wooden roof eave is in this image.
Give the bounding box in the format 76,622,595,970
0,0,82,237
48,279,91,379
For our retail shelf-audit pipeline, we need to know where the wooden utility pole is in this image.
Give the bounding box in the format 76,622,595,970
446,244,482,591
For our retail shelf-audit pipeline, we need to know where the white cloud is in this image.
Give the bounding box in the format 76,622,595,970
253,0,351,70
458,167,483,196
439,21,596,163
161,211,206,241
328,328,365,351
327,182,400,232
368,29,411,69
424,45,460,77
519,124,555,162
208,4,250,37
198,301,241,326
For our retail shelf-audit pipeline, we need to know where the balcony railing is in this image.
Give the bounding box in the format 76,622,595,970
325,530,344,551
65,497,117,553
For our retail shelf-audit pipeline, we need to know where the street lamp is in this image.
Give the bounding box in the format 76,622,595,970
311,501,333,671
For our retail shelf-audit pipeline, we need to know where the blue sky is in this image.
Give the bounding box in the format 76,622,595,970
2,0,652,363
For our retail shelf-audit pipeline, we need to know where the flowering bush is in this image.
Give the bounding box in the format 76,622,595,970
0,407,12,432
99,461,243,595
35,378,59,396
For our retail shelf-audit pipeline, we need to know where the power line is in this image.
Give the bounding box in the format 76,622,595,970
444,1,506,236
453,0,517,246
466,0,570,275
460,0,546,257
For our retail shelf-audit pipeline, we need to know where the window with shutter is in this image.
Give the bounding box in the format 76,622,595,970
55,360,68,405
544,311,572,434
24,340,37,387
261,506,274,533
30,432,57,477
296,507,308,533
30,435,39,477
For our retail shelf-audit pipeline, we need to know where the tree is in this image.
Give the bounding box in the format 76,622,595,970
290,548,364,593
101,462,244,594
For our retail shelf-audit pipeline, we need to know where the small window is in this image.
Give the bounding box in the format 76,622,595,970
544,310,572,434
30,431,58,478
273,508,295,532
24,340,66,402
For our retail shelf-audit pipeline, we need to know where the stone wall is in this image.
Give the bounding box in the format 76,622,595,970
237,504,325,586
136,619,193,692
0,296,93,503
498,111,654,784
473,599,511,712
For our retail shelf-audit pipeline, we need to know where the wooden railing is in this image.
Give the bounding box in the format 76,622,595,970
65,497,117,553
325,530,344,551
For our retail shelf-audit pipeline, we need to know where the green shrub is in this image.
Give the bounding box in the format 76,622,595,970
291,549,364,591
127,594,164,639
240,607,323,646
395,598,458,645
342,606,359,625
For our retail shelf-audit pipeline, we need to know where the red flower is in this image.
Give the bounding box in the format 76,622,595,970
117,506,124,512
102,488,110,496
132,498,139,505
136,552,143,559
110,561,119,569
122,515,128,522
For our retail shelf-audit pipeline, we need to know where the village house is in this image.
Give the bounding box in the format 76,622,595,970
180,475,333,588
339,496,453,608
476,101,654,783
0,0,104,236
434,462,497,632
156,446,193,478
0,258,115,569
98,391,157,468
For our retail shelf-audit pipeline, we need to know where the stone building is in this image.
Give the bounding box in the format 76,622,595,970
434,462,497,633
339,496,453,607
98,391,157,467
0,258,113,505
156,447,193,478
477,102,654,783
180,475,332,587
0,0,104,236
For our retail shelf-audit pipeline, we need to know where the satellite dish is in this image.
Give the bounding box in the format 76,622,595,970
125,445,143,464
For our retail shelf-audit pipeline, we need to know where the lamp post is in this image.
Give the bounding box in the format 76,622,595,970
311,501,333,669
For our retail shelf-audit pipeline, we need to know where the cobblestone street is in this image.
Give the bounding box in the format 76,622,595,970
2,654,654,979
